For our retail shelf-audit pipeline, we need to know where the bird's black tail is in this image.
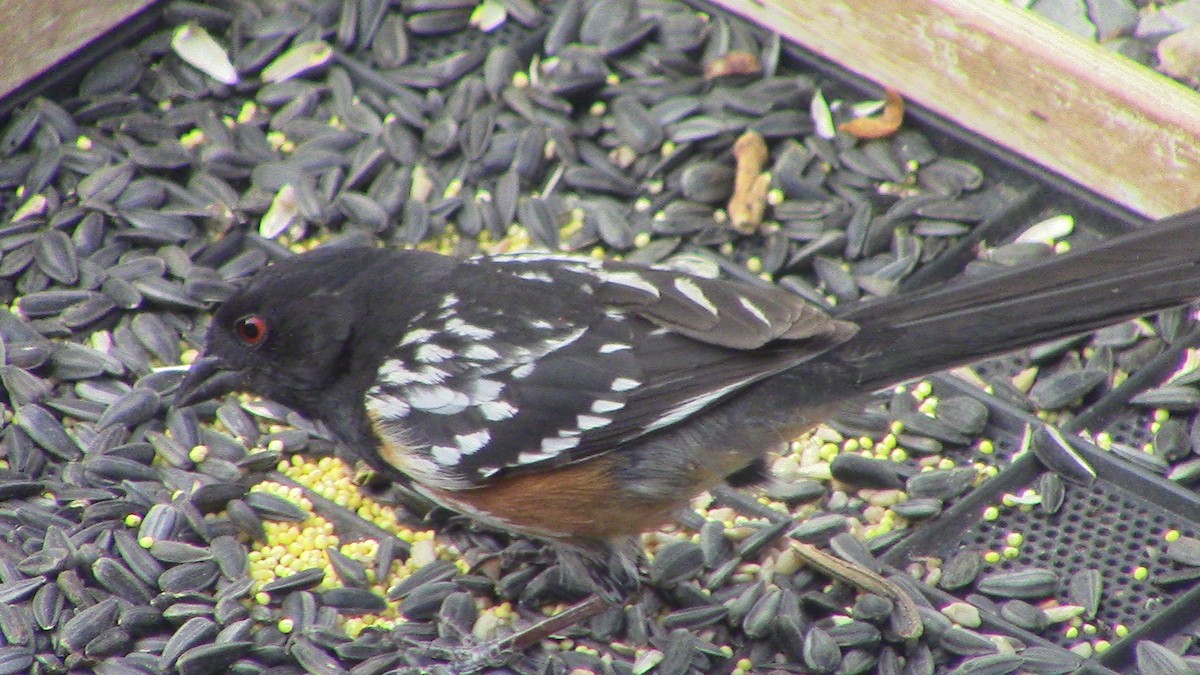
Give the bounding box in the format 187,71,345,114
828,208,1200,392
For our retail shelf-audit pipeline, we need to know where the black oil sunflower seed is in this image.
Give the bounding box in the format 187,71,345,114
906,467,976,500
262,567,325,595
399,580,457,621
1038,472,1065,514
1134,640,1192,675
59,596,119,652
1028,368,1107,409
159,616,217,670
319,587,387,613
649,541,704,587
830,453,903,489
92,556,154,604
1166,536,1200,567
148,540,213,564
157,560,219,593
0,577,44,604
177,641,253,675
244,490,309,522
976,568,1058,599
13,404,80,460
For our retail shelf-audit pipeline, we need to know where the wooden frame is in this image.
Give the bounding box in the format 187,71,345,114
712,0,1200,219
0,0,157,103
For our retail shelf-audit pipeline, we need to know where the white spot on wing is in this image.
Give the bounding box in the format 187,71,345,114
540,327,587,352
512,363,535,379
576,414,609,430
408,386,470,414
674,277,718,315
430,445,462,465
445,318,495,339
470,378,504,401
515,449,558,464
379,360,416,384
454,430,491,454
365,393,410,419
611,377,641,392
415,343,453,363
399,328,435,346
390,454,468,490
515,270,554,283
738,296,772,325
492,252,601,269
417,366,449,384
480,400,517,421
378,362,447,386
591,399,624,413
439,294,459,309
599,343,631,353
600,270,661,297
644,380,751,432
463,344,500,361
541,436,580,453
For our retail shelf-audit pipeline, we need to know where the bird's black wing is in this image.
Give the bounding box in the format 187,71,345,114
365,253,856,488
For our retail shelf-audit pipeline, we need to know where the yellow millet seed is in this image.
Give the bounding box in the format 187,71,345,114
188,445,208,463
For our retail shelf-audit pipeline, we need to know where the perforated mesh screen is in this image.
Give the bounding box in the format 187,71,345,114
1105,410,1156,449
963,480,1194,647
972,354,1031,382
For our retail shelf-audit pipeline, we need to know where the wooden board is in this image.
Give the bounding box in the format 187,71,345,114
712,0,1200,219
0,0,157,102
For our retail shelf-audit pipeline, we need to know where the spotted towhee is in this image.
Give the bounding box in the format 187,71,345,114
177,208,1200,662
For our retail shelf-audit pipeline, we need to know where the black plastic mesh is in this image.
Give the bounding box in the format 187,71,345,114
963,479,1196,647
971,354,1030,382
1105,410,1157,449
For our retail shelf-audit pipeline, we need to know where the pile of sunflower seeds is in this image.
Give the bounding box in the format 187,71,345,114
2,0,1199,673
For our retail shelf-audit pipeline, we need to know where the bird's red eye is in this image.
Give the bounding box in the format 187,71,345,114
235,315,268,346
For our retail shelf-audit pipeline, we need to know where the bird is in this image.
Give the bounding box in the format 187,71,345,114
177,207,1200,668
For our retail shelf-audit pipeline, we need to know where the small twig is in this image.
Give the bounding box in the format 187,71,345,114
704,51,761,80
838,88,905,139
789,540,924,640
728,130,770,234
501,594,611,653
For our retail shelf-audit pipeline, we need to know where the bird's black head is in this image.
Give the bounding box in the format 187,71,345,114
175,245,436,422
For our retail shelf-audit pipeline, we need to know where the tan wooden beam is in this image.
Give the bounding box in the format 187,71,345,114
0,0,157,102
711,0,1200,219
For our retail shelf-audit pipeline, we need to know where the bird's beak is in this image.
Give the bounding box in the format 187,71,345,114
174,356,243,407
